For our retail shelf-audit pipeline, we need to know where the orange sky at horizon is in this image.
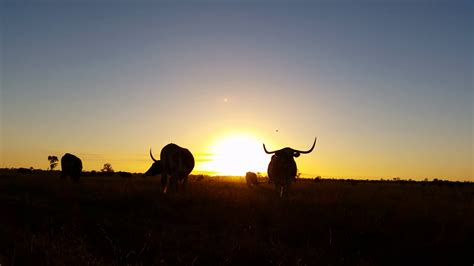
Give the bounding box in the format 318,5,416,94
2,3,472,182
2,129,472,182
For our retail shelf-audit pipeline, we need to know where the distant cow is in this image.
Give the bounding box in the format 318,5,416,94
144,144,195,193
61,153,83,182
263,138,317,197
245,171,258,187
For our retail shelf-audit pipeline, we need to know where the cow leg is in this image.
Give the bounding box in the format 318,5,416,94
281,183,289,198
182,175,188,190
170,175,178,192
161,173,169,194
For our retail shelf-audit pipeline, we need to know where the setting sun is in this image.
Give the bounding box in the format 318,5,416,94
201,134,269,176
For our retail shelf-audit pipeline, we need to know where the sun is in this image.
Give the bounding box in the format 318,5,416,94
204,134,269,176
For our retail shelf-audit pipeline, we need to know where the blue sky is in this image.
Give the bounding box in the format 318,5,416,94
1,1,472,180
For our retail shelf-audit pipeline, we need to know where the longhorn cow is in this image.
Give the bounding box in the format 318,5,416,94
263,138,317,197
60,153,83,182
144,143,195,193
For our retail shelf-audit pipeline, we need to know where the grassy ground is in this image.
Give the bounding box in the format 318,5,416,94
0,170,472,265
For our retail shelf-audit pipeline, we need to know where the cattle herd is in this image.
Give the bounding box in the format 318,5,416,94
61,138,317,197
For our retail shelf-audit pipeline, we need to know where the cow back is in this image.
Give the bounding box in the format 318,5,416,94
61,153,83,180
161,144,195,178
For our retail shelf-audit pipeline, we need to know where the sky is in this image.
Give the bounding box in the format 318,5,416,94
1,0,472,181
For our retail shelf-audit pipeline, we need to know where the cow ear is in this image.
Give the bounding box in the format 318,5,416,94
293,152,300,157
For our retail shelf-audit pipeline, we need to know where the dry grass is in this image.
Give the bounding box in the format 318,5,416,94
0,170,472,265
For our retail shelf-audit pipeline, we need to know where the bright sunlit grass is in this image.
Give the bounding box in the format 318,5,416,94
201,133,269,176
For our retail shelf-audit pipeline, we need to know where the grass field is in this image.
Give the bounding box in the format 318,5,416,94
0,170,472,265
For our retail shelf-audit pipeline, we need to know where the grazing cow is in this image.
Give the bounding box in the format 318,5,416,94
60,153,83,182
263,138,317,197
246,171,258,187
144,144,195,193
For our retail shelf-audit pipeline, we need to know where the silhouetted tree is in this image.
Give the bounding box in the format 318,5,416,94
47,156,59,171
101,163,114,174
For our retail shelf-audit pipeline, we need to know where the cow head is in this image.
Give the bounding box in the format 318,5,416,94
144,149,162,176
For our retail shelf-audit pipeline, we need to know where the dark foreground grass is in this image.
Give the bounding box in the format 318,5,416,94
0,171,472,265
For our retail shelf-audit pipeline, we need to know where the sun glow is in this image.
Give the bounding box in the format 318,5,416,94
202,134,269,176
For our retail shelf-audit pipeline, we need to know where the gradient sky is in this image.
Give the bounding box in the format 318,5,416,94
1,0,472,180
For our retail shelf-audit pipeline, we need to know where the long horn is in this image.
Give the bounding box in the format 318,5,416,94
149,148,158,162
263,143,278,154
292,137,317,154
